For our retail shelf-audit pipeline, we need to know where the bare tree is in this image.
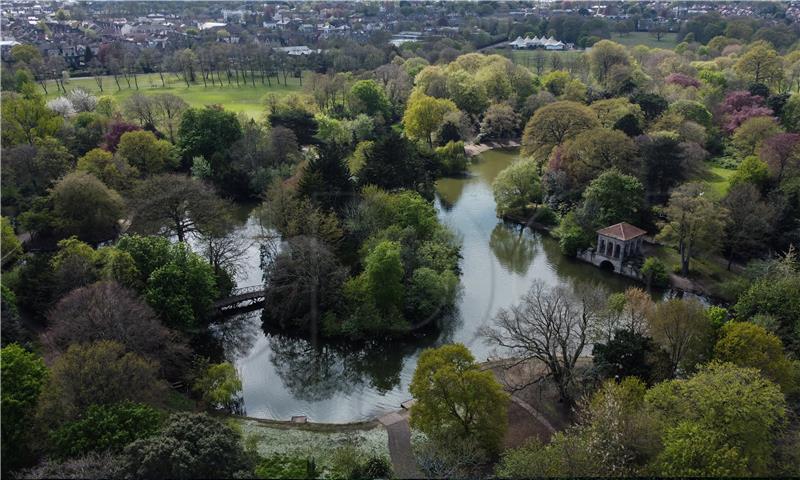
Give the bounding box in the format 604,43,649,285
153,93,188,143
124,93,159,129
482,280,606,405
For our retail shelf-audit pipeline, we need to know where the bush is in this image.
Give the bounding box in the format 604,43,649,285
641,257,669,288
50,402,163,458
553,212,590,256
255,454,315,479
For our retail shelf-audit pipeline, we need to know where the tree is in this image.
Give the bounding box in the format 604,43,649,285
403,91,459,147
144,243,218,330
578,168,645,228
410,344,509,455
50,171,124,243
1,92,62,146
121,413,252,478
262,236,348,336
732,116,783,158
735,41,783,87
356,130,429,192
760,133,800,183
654,421,749,477
637,133,688,201
178,106,242,165
116,130,179,175
193,361,242,411
1,216,22,268
1,344,48,471
152,94,188,143
45,281,189,378
268,103,318,146
128,174,232,243
657,182,728,276
721,183,774,268
15,451,122,479
349,79,391,119
123,93,158,130
77,148,137,191
593,329,670,385
492,157,541,219
646,362,786,475
37,341,165,427
434,140,469,176
729,155,770,191
646,298,712,376
483,280,605,405
479,103,519,140
521,101,599,162
445,69,488,116
297,144,354,211
715,322,799,396
588,40,631,86
50,402,163,459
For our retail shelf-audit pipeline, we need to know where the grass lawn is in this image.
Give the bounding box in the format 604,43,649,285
610,31,680,49
692,161,736,198
43,72,305,118
649,244,742,301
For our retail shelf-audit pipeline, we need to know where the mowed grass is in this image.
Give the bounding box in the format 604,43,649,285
694,163,736,198
43,72,305,118
610,31,680,49
485,48,585,72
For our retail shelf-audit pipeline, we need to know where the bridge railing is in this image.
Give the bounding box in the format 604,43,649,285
227,285,264,297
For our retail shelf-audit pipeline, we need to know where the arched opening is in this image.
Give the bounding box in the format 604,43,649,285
599,260,615,272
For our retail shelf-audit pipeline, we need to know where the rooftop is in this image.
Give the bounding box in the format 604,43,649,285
597,222,647,241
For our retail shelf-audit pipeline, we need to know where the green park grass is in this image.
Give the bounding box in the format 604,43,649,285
694,163,736,198
43,72,305,118
610,31,681,49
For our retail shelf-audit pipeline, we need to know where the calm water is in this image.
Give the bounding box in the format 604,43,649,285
217,148,638,423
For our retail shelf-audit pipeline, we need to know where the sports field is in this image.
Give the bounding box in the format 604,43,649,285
43,72,305,118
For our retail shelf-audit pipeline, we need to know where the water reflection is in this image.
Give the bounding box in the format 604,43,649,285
489,223,537,275
223,147,644,422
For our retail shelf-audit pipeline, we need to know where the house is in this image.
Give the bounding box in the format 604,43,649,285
576,222,648,280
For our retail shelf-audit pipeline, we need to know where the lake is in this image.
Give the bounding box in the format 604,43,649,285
218,148,639,423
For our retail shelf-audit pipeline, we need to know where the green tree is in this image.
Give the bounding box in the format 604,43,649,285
37,341,165,426
733,116,783,158
50,171,124,243
77,148,138,191
734,274,800,355
654,421,749,477
1,344,48,471
721,183,774,268
559,127,637,187
521,101,599,162
297,144,354,212
588,40,631,86
445,69,489,115
1,92,62,146
646,298,712,376
657,182,728,276
735,41,783,87
578,168,645,228
50,402,163,459
193,361,242,411
434,140,469,175
116,130,179,175
492,157,541,219
1,216,22,268
178,106,242,166
403,91,459,147
714,322,799,396
121,413,253,479
646,362,787,475
144,243,218,330
349,79,391,119
410,344,509,455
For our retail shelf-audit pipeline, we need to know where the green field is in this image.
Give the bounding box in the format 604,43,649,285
44,72,305,118
696,163,736,198
610,31,680,49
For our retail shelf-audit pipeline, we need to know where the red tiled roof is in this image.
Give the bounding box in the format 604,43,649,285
597,222,647,241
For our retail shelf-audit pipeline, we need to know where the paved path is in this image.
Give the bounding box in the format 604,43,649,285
378,410,423,479
509,396,556,434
